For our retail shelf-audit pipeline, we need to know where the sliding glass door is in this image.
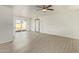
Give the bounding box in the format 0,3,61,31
15,17,27,32
14,17,40,32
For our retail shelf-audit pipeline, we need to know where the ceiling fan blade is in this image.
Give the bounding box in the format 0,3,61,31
48,5,52,7
42,5,46,9
46,5,52,8
47,9,54,11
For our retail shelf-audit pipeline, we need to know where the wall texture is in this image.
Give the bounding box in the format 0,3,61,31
0,6,13,44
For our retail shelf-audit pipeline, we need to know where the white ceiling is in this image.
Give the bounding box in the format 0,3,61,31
3,5,79,17
4,5,79,11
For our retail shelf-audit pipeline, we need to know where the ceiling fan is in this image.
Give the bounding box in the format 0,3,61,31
36,5,54,12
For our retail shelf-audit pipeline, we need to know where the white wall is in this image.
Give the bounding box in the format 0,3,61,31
13,5,79,39
13,5,31,18
0,6,13,44
35,6,79,39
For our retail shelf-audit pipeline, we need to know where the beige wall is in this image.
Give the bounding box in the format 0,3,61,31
13,5,31,18
0,6,13,44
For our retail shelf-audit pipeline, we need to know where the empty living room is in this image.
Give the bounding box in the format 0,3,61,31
0,5,79,53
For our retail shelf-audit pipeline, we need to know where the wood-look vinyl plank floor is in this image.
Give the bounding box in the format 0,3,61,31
0,31,79,53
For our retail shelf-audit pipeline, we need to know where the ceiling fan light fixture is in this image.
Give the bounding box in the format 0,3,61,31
42,9,47,12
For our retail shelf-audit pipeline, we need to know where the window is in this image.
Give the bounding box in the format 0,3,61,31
15,19,26,32
15,17,40,32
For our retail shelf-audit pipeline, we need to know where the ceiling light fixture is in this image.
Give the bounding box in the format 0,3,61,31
42,9,47,12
